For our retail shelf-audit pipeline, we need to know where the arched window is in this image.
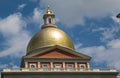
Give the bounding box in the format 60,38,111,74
30,64,35,68
80,64,86,69
80,65,84,69
49,18,51,24
42,64,49,71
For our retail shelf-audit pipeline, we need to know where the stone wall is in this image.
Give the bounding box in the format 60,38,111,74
1,72,118,78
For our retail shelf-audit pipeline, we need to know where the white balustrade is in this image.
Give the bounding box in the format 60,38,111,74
3,68,117,72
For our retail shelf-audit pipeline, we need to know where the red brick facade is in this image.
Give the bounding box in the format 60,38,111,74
34,49,81,58
24,48,90,70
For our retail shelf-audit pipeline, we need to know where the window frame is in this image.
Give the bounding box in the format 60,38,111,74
29,64,36,69
67,64,73,70
42,64,49,69
79,64,86,69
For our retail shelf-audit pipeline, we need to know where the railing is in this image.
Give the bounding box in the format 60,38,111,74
3,68,117,72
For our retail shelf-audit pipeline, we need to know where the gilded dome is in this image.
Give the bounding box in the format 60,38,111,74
27,6,75,54
27,26,74,53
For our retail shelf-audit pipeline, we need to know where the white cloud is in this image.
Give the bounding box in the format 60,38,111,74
32,8,43,24
0,2,45,69
12,65,19,68
107,39,120,48
24,7,44,26
92,25,120,42
100,28,116,42
0,63,8,69
9,62,19,68
101,26,120,42
92,27,106,32
0,63,19,70
0,5,45,65
0,13,26,37
75,43,83,50
0,13,31,58
76,39,120,70
40,0,120,27
18,4,26,10
0,32,30,58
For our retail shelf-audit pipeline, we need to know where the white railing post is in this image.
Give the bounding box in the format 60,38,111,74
63,62,65,71
38,62,40,68
75,62,78,71
87,62,90,68
3,68,117,72
51,62,53,71
25,62,28,68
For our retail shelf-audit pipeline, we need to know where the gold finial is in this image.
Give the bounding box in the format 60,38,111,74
47,5,50,10
46,5,53,14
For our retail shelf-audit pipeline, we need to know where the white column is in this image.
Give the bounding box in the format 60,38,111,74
25,62,28,68
38,62,40,68
63,62,65,71
87,62,90,68
51,62,53,70
75,62,78,71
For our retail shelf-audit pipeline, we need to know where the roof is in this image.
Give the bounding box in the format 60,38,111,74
24,45,91,60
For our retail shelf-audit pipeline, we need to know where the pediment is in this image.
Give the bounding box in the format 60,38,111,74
24,45,91,60
33,49,81,58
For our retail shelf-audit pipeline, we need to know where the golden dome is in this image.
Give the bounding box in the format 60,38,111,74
27,6,75,54
27,27,75,52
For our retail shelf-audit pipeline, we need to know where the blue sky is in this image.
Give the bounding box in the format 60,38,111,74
0,0,120,72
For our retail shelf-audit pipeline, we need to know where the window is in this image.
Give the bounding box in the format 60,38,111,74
67,64,73,68
79,64,86,70
49,18,51,24
55,64,61,68
67,64,73,70
42,64,49,70
31,65,35,68
30,64,36,70
55,64,61,70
